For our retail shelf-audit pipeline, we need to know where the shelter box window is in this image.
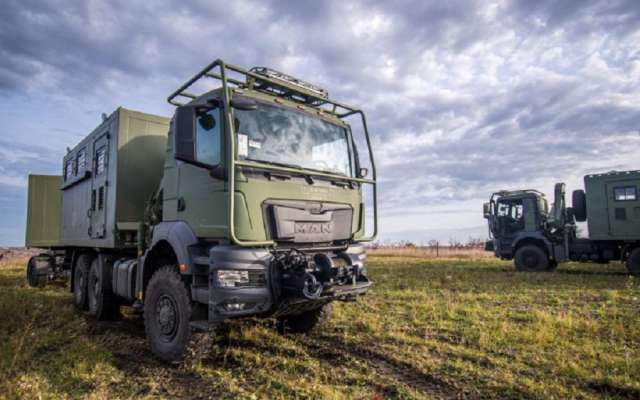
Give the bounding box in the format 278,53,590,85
614,186,637,202
63,159,74,181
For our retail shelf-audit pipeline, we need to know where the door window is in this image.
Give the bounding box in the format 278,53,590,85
196,109,221,166
496,199,525,233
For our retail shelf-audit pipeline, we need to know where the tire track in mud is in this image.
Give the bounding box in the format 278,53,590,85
296,335,461,399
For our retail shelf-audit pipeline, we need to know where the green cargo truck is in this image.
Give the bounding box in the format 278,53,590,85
25,59,377,362
483,170,640,274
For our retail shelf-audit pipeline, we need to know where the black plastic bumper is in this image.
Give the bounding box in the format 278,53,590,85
484,240,495,252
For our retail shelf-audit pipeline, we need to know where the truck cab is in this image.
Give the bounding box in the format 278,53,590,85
484,189,550,259
139,62,379,360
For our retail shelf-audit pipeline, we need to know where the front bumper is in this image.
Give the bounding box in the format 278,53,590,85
484,240,495,252
207,244,371,321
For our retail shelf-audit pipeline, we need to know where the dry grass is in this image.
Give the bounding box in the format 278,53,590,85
369,246,491,259
1,253,639,399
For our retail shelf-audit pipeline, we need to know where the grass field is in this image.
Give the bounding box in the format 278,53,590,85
1,253,639,399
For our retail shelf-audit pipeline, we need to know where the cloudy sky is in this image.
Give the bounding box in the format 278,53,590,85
1,0,639,246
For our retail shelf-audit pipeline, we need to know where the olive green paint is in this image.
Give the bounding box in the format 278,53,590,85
25,175,62,248
585,171,640,241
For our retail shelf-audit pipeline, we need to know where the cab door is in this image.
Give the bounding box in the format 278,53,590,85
89,133,109,238
176,107,227,238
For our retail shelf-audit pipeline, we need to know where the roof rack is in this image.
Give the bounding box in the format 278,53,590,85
167,59,358,118
494,189,545,198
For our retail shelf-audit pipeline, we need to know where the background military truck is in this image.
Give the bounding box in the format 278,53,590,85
24,59,377,362
483,170,640,275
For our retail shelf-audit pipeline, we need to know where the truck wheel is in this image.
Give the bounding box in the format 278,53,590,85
144,266,192,363
514,245,550,272
73,254,93,310
626,248,640,277
87,258,117,320
277,303,333,334
26,256,47,288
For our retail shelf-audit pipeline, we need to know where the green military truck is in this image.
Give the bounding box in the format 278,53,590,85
483,170,640,274
25,59,377,362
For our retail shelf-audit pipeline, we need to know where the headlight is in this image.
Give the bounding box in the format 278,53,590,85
216,270,266,288
217,270,249,287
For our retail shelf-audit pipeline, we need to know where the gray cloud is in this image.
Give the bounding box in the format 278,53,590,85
0,0,639,244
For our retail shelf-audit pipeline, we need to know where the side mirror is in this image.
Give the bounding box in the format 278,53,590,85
358,167,368,178
230,96,258,111
174,106,196,162
483,202,491,218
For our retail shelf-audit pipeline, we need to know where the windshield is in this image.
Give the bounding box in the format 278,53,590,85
496,200,523,219
234,102,354,176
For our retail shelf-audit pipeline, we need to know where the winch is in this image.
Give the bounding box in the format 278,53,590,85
271,250,360,300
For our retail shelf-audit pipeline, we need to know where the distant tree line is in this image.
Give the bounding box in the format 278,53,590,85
369,237,486,250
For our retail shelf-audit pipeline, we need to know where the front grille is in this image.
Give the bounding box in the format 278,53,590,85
262,199,353,243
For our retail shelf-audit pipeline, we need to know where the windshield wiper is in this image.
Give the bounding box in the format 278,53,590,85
243,158,303,170
243,158,316,184
243,158,351,185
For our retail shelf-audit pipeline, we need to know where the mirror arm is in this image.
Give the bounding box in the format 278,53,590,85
209,165,228,180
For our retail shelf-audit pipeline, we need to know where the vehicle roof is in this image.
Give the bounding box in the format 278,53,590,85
493,189,545,201
584,169,640,182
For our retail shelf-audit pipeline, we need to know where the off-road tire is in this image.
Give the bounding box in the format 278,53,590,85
144,266,192,363
26,256,47,288
514,245,550,272
626,248,640,277
73,254,93,310
87,258,118,320
277,303,333,334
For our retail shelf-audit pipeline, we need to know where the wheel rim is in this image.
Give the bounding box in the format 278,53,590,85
522,250,541,269
155,294,179,342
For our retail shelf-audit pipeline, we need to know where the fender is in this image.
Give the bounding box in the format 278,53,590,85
512,232,554,257
147,221,198,270
136,221,199,299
